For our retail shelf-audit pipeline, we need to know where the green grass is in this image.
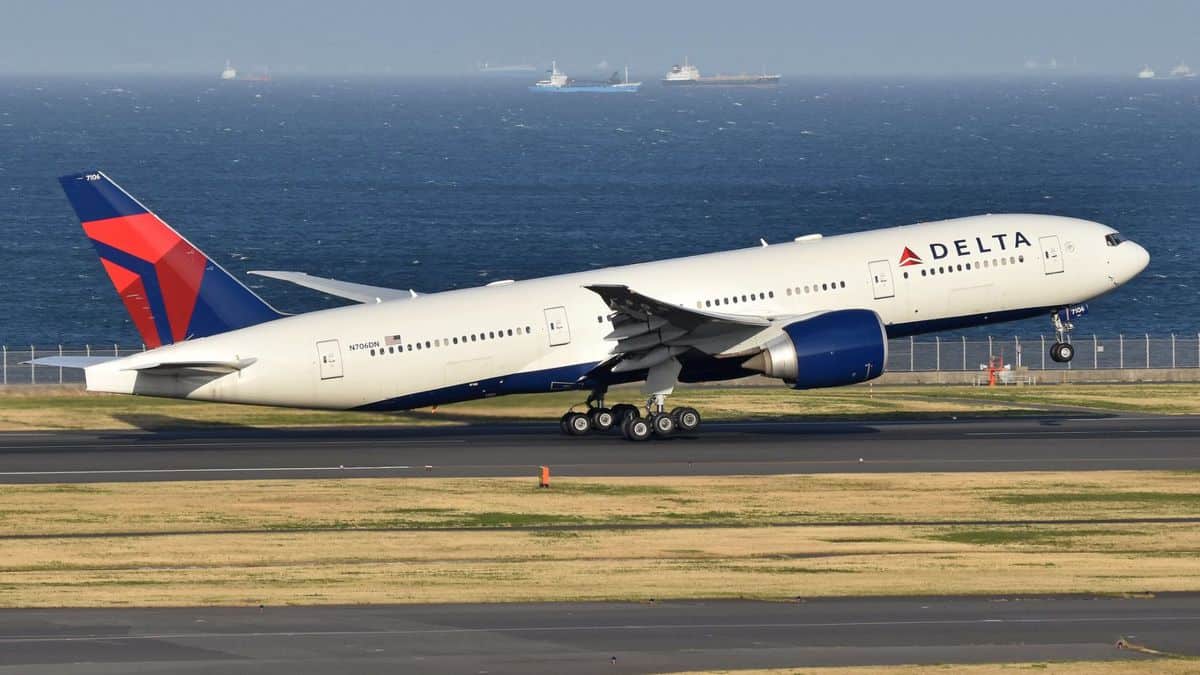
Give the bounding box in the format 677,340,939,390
930,528,1078,546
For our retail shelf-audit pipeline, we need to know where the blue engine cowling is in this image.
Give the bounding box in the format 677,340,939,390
742,309,888,389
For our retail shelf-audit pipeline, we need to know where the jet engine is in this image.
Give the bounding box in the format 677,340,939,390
742,309,888,389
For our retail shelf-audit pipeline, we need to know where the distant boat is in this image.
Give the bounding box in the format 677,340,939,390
1137,65,1156,79
662,57,780,86
479,62,537,73
1169,61,1196,78
220,60,238,81
529,62,641,93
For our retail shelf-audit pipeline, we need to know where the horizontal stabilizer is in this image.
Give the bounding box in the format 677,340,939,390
249,270,417,304
122,358,258,375
25,356,118,369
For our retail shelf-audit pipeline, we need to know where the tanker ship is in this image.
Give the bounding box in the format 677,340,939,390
529,62,641,93
662,58,780,86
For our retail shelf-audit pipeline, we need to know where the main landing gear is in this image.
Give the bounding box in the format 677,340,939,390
1049,309,1076,363
559,389,702,441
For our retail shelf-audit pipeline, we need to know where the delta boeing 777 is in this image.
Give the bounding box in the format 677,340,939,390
36,172,1149,440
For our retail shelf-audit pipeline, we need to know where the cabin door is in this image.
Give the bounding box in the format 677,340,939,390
868,259,895,299
1039,235,1064,275
544,306,571,346
316,339,344,380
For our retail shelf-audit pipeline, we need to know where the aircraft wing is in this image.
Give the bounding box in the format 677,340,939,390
249,270,417,304
584,284,771,373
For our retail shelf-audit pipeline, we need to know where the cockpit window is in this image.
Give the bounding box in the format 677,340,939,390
1105,233,1124,247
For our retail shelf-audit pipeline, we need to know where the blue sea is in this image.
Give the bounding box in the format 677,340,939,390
0,75,1195,346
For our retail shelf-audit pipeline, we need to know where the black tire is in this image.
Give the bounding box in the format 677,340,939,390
612,404,640,425
1050,342,1074,363
588,408,615,431
649,412,675,437
566,412,591,436
622,416,652,441
671,406,701,432
1058,342,1075,363
559,412,573,435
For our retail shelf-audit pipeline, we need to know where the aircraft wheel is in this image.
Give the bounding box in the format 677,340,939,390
588,408,615,432
611,404,640,426
622,416,652,441
649,412,675,437
671,406,701,433
559,412,573,435
565,412,591,436
1050,342,1075,363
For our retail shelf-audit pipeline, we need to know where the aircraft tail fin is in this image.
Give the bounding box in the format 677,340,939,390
59,171,282,348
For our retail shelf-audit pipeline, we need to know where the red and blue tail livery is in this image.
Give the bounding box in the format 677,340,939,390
59,171,281,347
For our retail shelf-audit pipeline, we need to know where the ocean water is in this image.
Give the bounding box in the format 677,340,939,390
0,75,1195,346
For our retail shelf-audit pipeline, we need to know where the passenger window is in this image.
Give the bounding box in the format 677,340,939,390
507,329,513,336
369,349,375,356
840,281,846,288
786,288,792,296
768,291,774,298
741,294,747,302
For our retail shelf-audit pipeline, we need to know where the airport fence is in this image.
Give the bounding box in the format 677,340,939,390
3,334,1200,386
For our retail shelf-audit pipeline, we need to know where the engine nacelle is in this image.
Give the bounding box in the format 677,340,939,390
742,309,888,389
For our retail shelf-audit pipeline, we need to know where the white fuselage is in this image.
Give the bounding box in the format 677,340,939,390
84,214,1148,410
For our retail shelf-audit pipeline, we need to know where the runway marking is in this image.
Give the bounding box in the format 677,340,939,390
0,465,415,477
3,615,1198,644
0,439,466,451
0,455,1196,482
966,430,1163,436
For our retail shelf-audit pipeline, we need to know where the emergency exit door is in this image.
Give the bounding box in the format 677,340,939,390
1040,235,1064,274
543,306,571,346
868,259,895,299
316,339,344,380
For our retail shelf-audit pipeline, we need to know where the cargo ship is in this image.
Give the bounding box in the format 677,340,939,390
529,62,640,93
662,58,780,86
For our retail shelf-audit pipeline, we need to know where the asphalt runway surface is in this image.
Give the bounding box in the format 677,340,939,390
0,415,1197,483
2,595,1194,674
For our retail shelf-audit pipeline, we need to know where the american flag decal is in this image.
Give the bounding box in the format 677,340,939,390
385,334,403,346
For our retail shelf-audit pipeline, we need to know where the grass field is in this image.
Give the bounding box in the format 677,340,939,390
672,662,1200,674
2,383,1200,431
2,471,1199,608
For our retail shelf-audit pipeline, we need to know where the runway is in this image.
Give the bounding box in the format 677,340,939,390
0,415,1198,483
1,595,1193,673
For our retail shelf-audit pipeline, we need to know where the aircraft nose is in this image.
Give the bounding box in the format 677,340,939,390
1129,241,1150,276
1113,240,1150,286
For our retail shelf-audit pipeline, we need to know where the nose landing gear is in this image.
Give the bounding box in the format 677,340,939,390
1049,307,1078,363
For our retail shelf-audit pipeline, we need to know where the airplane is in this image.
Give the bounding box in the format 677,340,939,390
34,171,1150,441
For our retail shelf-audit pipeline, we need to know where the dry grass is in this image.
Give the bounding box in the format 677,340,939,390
3,471,1200,537
7,382,1191,431
2,471,1200,607
2,383,1199,431
670,661,1200,674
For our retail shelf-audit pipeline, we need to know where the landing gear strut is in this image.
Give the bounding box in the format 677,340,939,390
558,359,704,440
1050,310,1076,363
